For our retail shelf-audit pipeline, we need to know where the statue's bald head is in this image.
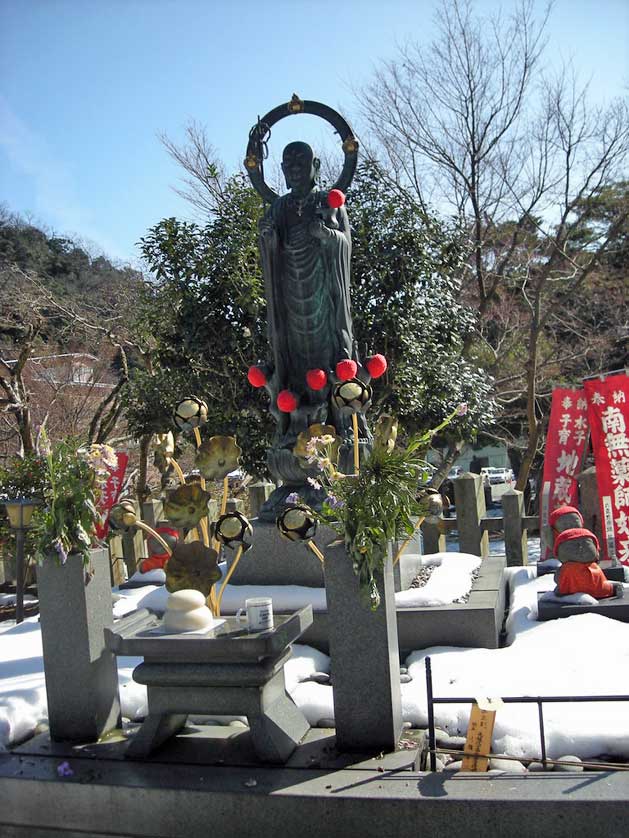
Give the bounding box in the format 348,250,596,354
282,142,319,193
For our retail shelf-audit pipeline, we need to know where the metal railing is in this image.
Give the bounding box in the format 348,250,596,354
425,655,629,771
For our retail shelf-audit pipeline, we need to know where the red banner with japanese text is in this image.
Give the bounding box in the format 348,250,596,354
540,388,590,559
583,373,629,565
94,452,129,541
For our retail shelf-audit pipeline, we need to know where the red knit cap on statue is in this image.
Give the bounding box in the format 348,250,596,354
554,527,599,557
549,505,584,530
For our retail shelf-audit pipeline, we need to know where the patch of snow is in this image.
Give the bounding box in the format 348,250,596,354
396,553,481,607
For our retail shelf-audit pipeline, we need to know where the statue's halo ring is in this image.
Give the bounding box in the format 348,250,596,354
245,98,359,204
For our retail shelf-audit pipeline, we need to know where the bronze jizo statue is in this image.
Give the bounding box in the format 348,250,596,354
245,98,371,520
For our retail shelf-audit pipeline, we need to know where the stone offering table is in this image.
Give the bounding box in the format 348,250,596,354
105,605,313,763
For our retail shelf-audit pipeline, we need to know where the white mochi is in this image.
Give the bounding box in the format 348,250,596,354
163,605,215,632
166,589,207,611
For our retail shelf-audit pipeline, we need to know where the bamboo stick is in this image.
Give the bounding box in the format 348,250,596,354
307,541,325,563
352,413,360,474
393,517,425,566
215,545,244,616
431,747,629,772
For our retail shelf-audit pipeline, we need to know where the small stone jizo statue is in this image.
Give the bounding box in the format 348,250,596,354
554,528,622,599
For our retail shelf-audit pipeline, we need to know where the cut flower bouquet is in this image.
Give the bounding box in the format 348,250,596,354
288,404,467,609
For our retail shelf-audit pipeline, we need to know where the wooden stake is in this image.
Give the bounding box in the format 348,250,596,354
461,703,496,772
352,413,360,475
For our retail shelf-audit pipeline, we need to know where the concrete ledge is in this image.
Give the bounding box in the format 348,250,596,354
282,556,507,654
2,749,629,838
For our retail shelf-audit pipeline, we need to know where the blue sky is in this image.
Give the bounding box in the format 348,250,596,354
1,0,627,262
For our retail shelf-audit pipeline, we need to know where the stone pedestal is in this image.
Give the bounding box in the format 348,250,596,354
105,607,313,763
37,547,121,742
324,542,402,753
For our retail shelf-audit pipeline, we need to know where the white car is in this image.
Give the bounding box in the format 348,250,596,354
481,467,514,485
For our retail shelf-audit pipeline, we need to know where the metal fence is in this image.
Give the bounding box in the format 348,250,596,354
425,655,629,771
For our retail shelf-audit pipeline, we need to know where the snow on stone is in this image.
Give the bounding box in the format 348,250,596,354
395,553,481,607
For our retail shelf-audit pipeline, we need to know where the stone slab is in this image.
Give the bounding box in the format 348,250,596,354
3,747,629,838
537,592,629,622
105,606,313,662
276,555,507,654
15,726,420,773
223,520,336,587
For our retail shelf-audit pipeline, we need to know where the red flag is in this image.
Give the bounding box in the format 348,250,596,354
540,388,589,559
94,452,129,541
583,373,629,565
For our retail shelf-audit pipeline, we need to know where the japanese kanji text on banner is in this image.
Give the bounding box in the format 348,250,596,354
94,452,128,541
583,374,629,565
540,388,589,559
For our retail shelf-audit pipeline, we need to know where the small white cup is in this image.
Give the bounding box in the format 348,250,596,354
237,597,273,632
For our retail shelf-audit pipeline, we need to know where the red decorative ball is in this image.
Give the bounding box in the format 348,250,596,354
327,189,346,209
247,366,267,388
365,354,388,379
336,359,358,381
277,390,298,413
306,368,327,390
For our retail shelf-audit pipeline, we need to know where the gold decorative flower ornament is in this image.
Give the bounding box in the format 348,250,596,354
332,378,372,414
109,499,137,531
163,483,212,528
277,505,318,543
165,542,221,597
196,435,241,481
173,397,208,433
213,511,253,548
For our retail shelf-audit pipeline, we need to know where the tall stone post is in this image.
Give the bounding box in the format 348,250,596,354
422,516,446,555
248,481,275,519
108,534,126,586
37,547,121,742
453,473,488,557
122,527,145,579
324,542,402,753
502,488,528,566
577,466,603,548
141,499,163,529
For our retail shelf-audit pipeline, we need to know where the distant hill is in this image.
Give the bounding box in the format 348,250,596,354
0,206,144,350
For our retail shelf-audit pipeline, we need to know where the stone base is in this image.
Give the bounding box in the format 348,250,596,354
5,739,629,838
537,590,629,622
277,555,507,654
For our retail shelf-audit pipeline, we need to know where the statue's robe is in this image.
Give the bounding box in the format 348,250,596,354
259,190,354,446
